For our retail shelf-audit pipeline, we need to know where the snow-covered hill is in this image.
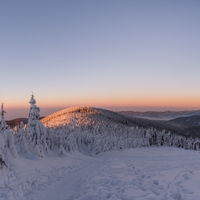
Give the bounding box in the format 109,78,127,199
41,106,151,154
41,106,137,128
39,106,200,156
41,106,186,136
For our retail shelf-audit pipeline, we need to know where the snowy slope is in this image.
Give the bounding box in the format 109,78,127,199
2,147,200,200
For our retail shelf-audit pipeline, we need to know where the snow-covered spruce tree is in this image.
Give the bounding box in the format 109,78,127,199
14,121,29,153
0,104,17,167
0,132,6,167
194,138,200,150
0,104,6,167
26,94,47,156
44,118,80,154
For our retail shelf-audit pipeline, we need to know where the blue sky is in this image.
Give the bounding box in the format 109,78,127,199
0,0,200,119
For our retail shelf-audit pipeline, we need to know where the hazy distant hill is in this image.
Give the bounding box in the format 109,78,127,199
6,117,44,128
118,110,200,120
6,118,28,127
169,115,200,137
119,110,200,137
127,117,186,134
170,115,200,126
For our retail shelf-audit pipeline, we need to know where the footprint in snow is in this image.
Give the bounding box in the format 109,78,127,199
182,174,190,180
153,180,159,185
170,188,183,200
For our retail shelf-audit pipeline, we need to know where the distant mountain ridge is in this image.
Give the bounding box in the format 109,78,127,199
6,117,44,128
6,118,28,127
118,110,200,120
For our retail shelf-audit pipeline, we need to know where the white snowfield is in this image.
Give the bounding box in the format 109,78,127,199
1,146,200,200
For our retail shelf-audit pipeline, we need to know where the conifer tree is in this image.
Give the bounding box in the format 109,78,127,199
15,121,29,153
0,106,6,167
0,103,17,163
26,93,47,156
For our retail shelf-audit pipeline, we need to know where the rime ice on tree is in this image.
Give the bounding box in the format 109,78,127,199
0,104,6,167
26,93,47,156
15,120,29,153
0,103,7,130
0,104,17,165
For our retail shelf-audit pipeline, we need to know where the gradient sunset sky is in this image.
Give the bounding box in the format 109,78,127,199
1,0,200,119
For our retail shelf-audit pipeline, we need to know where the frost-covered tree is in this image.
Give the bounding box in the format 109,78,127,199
0,134,6,167
15,121,29,153
26,94,47,156
0,104,17,167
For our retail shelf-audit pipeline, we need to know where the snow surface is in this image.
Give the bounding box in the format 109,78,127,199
1,147,200,200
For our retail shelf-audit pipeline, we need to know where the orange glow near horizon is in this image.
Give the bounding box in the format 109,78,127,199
4,95,200,112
